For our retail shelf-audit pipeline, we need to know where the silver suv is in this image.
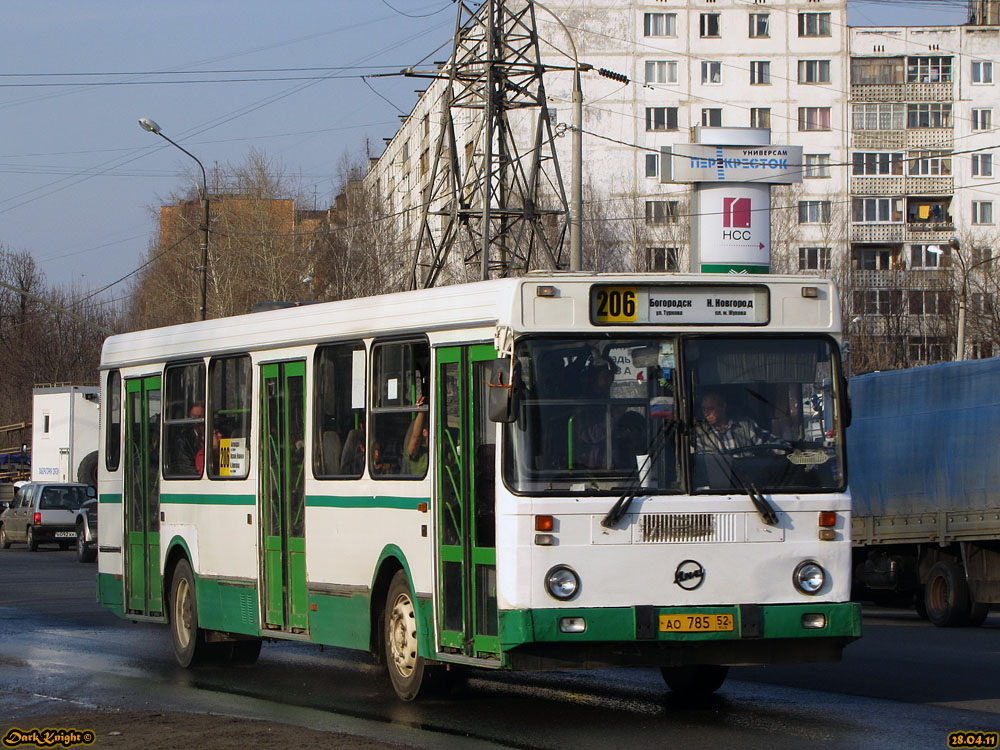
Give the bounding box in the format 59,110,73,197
0,482,95,551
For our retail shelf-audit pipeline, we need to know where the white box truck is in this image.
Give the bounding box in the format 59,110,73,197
31,385,100,485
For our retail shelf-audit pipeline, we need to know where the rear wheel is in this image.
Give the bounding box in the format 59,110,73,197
26,526,38,552
925,560,971,627
170,559,210,667
0,524,10,549
661,665,729,697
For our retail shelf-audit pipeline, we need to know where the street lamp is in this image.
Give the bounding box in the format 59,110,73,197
929,238,998,361
139,117,210,321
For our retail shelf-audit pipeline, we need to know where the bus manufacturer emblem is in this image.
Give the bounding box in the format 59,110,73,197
674,560,705,590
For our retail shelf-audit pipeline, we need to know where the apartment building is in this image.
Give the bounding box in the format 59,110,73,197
364,0,999,361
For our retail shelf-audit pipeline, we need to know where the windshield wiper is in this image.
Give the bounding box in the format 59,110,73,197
700,429,778,526
601,420,677,528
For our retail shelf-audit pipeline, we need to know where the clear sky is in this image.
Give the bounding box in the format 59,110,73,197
0,0,970,301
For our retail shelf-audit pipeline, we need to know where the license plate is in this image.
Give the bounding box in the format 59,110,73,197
659,613,734,633
55,531,75,538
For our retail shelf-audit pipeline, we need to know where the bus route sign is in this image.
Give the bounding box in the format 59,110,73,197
592,285,769,325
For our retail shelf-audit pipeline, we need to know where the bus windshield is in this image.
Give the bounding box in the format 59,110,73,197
503,336,845,496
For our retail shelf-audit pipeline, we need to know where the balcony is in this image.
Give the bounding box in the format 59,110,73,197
852,130,905,150
851,268,952,290
905,175,953,195
850,83,904,102
905,222,955,242
905,81,953,101
851,175,904,195
851,224,904,243
906,128,953,149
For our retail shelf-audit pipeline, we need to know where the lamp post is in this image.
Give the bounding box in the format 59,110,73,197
139,118,210,321
929,238,997,361
529,0,585,271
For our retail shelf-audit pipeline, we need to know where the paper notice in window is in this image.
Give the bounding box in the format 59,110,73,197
352,349,365,409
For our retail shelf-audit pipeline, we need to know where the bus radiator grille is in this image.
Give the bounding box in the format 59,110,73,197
637,513,738,543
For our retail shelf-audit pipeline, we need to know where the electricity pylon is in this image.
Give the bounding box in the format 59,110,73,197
407,0,570,289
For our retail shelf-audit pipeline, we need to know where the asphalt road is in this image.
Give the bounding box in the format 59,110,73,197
1,544,998,749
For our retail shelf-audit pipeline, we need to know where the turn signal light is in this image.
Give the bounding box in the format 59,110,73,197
535,515,554,532
818,511,836,527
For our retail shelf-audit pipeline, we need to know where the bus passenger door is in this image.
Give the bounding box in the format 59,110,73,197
435,345,500,660
124,376,163,616
259,361,308,633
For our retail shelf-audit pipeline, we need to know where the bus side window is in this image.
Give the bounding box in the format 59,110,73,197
208,355,252,479
371,339,430,479
313,341,366,479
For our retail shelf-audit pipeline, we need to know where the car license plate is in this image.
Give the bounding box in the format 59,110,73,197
659,613,734,633
55,531,75,538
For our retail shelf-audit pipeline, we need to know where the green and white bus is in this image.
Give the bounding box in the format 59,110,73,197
97,273,860,700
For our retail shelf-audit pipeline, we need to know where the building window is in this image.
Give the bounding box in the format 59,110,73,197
972,61,993,84
972,152,993,177
907,103,951,129
798,12,830,37
750,108,770,129
645,60,678,84
701,61,722,84
908,150,951,176
645,200,679,225
906,56,952,83
701,108,722,127
645,153,659,178
852,103,905,131
700,13,721,37
750,61,770,84
798,247,831,270
972,108,992,131
644,12,676,37
645,107,678,131
972,200,994,224
798,107,831,131
749,12,770,37
852,197,903,224
855,248,896,270
798,59,831,84
853,289,902,316
851,57,904,85
804,154,831,178
908,290,948,315
648,247,679,271
910,244,943,268
852,152,903,176
798,200,831,224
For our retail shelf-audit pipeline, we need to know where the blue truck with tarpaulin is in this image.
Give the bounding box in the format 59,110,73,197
849,357,1000,627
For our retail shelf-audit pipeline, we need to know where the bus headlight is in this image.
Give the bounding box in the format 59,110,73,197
545,565,580,601
793,561,826,595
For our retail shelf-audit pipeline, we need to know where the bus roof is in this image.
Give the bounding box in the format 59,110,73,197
101,273,839,370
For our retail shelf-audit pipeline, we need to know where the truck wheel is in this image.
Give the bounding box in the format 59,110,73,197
170,558,210,667
77,451,99,487
661,665,729,696
925,560,971,627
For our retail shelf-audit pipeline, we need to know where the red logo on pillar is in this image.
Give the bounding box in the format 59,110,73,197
723,197,751,228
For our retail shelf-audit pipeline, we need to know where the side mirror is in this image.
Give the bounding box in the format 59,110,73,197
488,358,521,423
87,485,97,498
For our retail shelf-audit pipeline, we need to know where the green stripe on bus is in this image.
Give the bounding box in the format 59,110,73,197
308,495,428,510
99,493,122,504
160,493,255,505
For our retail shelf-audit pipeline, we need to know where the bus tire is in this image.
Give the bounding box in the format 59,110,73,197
384,569,433,701
169,558,209,667
925,560,970,627
228,640,262,666
661,664,729,696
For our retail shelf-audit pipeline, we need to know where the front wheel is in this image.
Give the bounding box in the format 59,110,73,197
170,558,210,667
661,665,729,697
384,569,438,701
26,526,38,552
